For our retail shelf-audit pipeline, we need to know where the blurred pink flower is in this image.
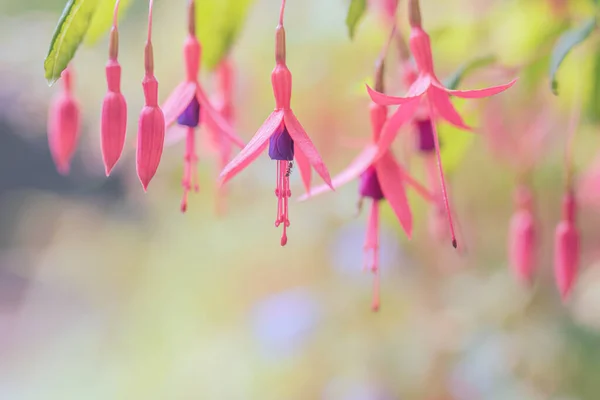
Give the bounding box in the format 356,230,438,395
555,191,579,300
220,1,332,246
367,0,517,248
162,0,244,212
508,186,537,285
47,65,80,175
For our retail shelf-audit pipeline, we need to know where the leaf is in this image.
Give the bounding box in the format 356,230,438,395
550,17,596,95
346,0,367,40
84,0,133,46
443,55,497,90
44,0,102,85
196,0,254,71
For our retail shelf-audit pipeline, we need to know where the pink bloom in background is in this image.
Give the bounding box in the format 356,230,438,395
47,65,80,175
162,0,244,212
508,185,537,285
100,0,127,176
136,0,165,191
366,0,517,248
368,0,399,25
555,191,579,300
300,55,434,311
220,0,332,246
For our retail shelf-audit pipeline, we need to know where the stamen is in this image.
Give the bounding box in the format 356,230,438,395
427,98,458,249
181,127,198,212
363,200,380,272
275,160,291,246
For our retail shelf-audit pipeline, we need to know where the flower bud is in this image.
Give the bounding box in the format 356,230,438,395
101,60,127,176
508,209,537,285
48,94,80,175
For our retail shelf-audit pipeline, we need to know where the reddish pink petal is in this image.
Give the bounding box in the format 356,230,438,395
366,76,428,106
283,110,333,189
137,106,165,191
375,99,420,158
161,82,196,127
436,78,517,99
294,145,312,195
298,144,378,201
399,166,436,203
196,85,245,148
554,220,580,300
101,91,127,176
219,111,283,185
428,87,471,131
164,124,188,146
508,210,537,285
375,151,412,237
48,94,80,175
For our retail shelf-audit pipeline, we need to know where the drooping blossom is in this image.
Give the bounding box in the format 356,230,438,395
508,185,537,285
47,64,80,175
300,48,434,311
100,0,127,176
555,98,582,300
220,0,333,246
162,0,245,212
366,0,517,248
136,0,165,191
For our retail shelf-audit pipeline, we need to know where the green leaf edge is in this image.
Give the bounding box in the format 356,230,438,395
443,55,497,90
550,17,596,96
346,0,367,40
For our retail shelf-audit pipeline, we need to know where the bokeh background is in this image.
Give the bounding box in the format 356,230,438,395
2,0,600,398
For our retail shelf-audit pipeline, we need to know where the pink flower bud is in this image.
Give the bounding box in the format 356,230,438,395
136,75,165,191
101,60,127,176
554,193,579,300
508,210,537,285
47,67,80,175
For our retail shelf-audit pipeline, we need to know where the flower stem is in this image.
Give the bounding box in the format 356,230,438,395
565,92,582,192
109,0,120,60
408,0,422,28
145,0,155,75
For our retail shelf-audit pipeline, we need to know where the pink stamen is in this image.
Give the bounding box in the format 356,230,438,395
275,160,291,246
427,97,458,248
363,199,380,272
181,126,199,213
372,267,380,312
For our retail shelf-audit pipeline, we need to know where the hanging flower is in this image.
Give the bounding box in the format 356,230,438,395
366,0,517,248
300,51,433,311
219,0,333,246
47,65,80,175
136,0,165,191
162,0,245,212
100,0,127,176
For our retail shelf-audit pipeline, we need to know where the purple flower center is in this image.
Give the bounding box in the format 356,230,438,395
269,126,295,161
359,167,384,200
177,97,201,128
415,119,436,153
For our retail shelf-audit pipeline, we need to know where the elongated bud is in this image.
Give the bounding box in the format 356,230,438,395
137,76,165,190
272,65,292,110
48,67,80,175
554,192,579,300
508,210,537,285
101,60,127,176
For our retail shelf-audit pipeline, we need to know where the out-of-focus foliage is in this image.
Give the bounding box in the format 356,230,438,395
443,55,497,90
83,0,133,46
346,0,367,39
195,0,254,71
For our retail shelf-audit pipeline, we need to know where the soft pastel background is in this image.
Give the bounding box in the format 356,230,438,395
2,0,600,399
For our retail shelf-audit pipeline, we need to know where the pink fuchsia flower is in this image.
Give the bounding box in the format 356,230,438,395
100,0,127,176
299,56,434,311
220,0,333,246
136,0,165,191
162,0,245,212
366,0,517,248
508,185,537,286
47,65,80,175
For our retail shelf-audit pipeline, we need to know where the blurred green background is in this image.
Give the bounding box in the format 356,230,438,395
3,0,600,399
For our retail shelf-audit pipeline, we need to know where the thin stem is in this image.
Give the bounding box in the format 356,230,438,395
147,0,154,43
144,0,155,74
374,22,397,92
408,0,422,28
565,90,582,191
427,99,458,249
188,0,196,36
113,0,121,27
279,0,286,26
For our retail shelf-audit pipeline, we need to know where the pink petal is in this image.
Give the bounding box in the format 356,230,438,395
399,166,436,203
196,85,245,148
161,82,197,127
219,111,283,185
375,151,412,237
375,99,420,158
366,76,428,106
164,124,188,146
294,145,312,195
298,144,378,201
436,78,517,99
283,110,333,189
428,87,471,131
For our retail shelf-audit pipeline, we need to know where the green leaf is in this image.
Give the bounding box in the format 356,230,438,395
346,0,367,40
443,55,496,90
44,0,102,85
550,17,596,95
196,0,254,71
84,0,133,46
